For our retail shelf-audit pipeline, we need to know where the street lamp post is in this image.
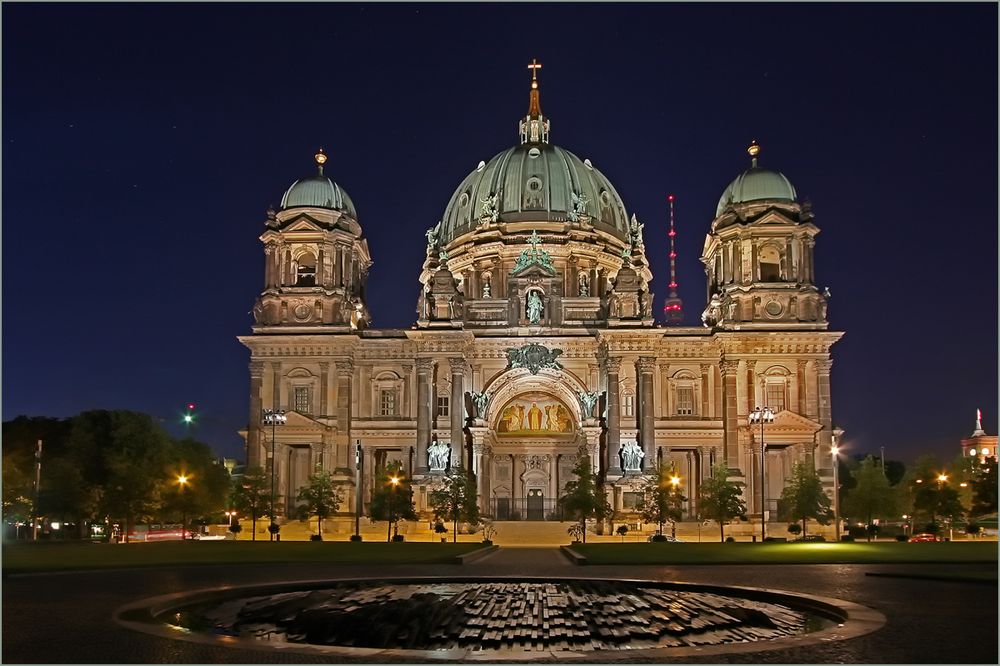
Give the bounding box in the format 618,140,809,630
387,475,400,542
669,473,681,540
748,406,775,542
262,409,287,541
831,438,841,542
177,475,189,540
354,442,363,541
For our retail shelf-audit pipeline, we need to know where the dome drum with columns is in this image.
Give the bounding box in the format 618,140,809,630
238,63,843,540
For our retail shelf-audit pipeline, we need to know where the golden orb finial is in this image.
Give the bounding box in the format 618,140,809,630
748,139,760,158
315,147,328,166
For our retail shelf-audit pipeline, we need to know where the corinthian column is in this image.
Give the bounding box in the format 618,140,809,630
449,357,467,469
603,354,622,476
248,361,264,467
335,359,354,469
720,359,740,468
416,357,434,473
637,356,657,469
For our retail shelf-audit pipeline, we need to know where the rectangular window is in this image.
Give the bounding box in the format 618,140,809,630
436,395,450,417
294,386,312,414
379,389,397,416
766,383,786,413
623,394,635,417
675,386,694,416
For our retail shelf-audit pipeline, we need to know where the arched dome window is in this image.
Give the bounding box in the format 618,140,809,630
296,252,317,286
759,245,782,282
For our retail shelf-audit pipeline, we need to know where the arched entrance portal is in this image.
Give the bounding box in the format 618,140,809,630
486,390,579,521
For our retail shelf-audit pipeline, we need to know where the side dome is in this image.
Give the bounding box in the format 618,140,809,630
279,149,357,218
439,142,630,244
715,141,797,217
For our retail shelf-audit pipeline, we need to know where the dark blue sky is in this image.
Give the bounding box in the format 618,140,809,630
4,3,997,463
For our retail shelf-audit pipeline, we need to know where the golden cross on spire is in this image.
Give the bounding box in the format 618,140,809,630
528,58,542,81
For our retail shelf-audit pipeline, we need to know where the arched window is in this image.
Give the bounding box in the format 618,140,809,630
296,252,317,286
759,245,781,282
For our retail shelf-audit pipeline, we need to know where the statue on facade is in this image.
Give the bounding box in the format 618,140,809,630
428,439,450,473
526,291,544,324
425,221,441,254
578,272,590,297
568,190,589,222
620,441,644,473
629,213,645,247
470,391,490,418
506,343,564,374
578,391,600,418
701,293,722,327
479,191,499,225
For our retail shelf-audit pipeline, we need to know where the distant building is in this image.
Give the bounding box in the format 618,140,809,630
238,64,841,525
961,409,997,463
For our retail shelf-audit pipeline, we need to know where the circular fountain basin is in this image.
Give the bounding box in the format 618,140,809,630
115,576,884,660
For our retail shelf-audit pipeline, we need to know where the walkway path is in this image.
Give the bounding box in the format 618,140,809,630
3,557,996,663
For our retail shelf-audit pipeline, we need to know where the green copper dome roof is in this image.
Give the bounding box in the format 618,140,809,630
281,175,357,217
715,141,797,217
279,150,357,217
439,142,630,244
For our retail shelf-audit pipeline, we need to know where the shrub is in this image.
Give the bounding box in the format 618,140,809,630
787,523,802,536
650,534,668,542
349,534,363,542
725,536,735,543
229,523,243,535
310,534,323,542
391,534,405,542
895,534,909,542
433,522,448,534
267,523,281,535
966,522,981,535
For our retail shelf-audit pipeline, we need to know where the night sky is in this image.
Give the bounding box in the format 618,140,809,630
4,3,997,463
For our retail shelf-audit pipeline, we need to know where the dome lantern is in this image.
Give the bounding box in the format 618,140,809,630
279,149,357,217
519,58,550,145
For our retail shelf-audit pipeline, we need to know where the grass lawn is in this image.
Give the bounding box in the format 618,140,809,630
571,541,999,565
2,540,484,574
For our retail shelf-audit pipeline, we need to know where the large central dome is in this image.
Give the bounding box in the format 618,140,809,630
439,143,630,244
437,63,630,246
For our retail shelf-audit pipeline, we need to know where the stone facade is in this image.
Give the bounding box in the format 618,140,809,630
238,71,841,526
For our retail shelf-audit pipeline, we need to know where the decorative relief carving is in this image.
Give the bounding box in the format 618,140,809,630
506,343,564,375
719,359,740,375
415,357,434,373
602,355,623,375
335,359,354,375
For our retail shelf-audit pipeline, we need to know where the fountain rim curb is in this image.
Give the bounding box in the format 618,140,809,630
113,575,886,661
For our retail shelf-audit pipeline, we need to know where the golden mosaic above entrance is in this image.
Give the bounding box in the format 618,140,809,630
496,392,574,437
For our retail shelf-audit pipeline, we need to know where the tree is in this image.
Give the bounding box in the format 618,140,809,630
558,455,610,544
369,461,417,540
841,455,895,541
295,470,342,538
637,463,686,538
231,466,270,541
970,457,997,517
159,438,231,530
428,466,479,543
698,462,747,542
779,460,832,536
85,411,172,542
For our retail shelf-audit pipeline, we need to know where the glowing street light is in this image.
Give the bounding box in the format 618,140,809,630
388,475,401,542
668,474,682,539
262,409,287,541
177,474,191,540
748,406,775,542
831,436,842,542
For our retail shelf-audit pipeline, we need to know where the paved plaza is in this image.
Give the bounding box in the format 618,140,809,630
3,546,997,663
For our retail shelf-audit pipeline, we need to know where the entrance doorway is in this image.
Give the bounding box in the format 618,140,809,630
527,489,544,521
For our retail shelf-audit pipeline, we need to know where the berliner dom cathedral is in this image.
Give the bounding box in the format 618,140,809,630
239,62,840,531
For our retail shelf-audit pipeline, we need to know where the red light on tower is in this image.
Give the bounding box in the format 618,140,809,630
662,194,684,325
187,403,196,411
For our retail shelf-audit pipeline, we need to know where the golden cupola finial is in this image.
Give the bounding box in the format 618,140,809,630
748,139,760,168
315,147,328,175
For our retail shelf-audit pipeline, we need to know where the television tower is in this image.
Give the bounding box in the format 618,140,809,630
662,194,684,325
